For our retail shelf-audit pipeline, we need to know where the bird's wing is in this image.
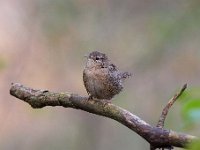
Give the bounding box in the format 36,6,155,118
108,63,118,72
108,63,132,80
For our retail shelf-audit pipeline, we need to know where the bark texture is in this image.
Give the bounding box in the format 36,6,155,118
10,83,197,149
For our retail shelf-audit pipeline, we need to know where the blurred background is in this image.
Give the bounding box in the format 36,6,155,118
0,0,200,149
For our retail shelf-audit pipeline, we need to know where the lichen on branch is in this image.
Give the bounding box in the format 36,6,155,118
10,83,197,149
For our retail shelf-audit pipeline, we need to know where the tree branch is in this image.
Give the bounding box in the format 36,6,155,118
150,84,188,150
10,83,197,149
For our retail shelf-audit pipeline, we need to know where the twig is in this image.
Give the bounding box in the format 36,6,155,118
157,84,187,128
151,84,187,150
10,83,196,149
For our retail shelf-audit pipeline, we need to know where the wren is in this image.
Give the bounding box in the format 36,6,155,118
83,51,131,100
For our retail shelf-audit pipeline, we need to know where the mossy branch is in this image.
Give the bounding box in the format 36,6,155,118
10,83,197,149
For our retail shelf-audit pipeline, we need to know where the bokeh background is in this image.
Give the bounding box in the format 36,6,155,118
0,0,200,150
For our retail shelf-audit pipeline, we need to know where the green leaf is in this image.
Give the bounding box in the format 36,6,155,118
179,88,200,128
182,99,200,122
188,140,200,150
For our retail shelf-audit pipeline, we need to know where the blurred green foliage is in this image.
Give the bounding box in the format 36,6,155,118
39,0,80,42
188,140,200,150
179,88,200,128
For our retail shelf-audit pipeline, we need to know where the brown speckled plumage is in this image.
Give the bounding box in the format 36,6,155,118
83,51,131,100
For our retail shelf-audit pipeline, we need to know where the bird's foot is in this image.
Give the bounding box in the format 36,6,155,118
101,99,112,107
88,95,93,100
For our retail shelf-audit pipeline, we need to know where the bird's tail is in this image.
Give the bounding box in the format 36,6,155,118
119,72,132,79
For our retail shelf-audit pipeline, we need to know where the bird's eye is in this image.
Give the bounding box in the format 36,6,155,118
95,57,100,60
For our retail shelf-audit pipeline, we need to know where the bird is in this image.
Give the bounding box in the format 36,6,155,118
83,51,131,100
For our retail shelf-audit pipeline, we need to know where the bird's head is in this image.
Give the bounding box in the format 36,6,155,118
85,51,108,68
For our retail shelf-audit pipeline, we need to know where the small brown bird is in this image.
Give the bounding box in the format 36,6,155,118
83,51,131,100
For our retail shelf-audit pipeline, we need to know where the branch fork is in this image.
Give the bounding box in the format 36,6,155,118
10,83,197,149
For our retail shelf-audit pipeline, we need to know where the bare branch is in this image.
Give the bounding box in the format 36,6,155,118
157,84,187,128
10,83,197,149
